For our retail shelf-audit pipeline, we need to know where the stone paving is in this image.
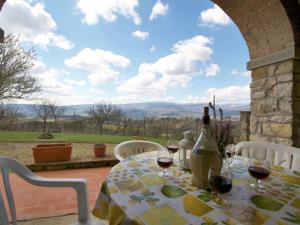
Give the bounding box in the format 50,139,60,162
0,167,111,221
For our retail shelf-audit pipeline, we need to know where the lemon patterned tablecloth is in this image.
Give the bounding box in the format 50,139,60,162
93,152,300,225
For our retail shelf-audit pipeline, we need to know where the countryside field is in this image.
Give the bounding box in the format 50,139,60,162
0,130,167,144
0,130,168,164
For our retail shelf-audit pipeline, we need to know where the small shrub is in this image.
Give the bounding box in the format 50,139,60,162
209,103,234,158
132,136,145,140
38,132,54,139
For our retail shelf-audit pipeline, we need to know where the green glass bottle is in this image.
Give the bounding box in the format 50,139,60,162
190,106,222,188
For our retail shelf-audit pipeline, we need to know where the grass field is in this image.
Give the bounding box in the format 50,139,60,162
0,130,167,145
0,130,169,164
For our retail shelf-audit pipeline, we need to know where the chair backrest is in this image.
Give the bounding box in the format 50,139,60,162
0,157,91,225
114,140,165,161
234,141,300,170
0,157,38,225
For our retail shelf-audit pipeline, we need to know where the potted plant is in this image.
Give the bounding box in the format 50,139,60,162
93,143,106,157
32,143,73,163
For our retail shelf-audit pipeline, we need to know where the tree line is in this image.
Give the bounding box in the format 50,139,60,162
8,100,211,139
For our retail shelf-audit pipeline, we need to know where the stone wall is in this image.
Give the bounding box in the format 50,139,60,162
250,60,294,145
240,111,250,141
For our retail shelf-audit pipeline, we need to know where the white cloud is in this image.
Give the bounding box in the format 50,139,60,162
195,85,250,103
117,35,214,99
112,95,176,104
31,60,82,96
65,48,130,86
88,88,106,95
232,69,251,77
186,95,204,103
199,4,231,27
0,0,74,50
23,60,94,105
205,63,220,77
132,30,150,40
150,46,155,52
64,79,86,87
149,0,169,21
76,0,141,26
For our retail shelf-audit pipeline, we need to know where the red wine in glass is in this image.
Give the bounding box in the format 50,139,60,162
209,175,232,194
226,151,233,158
167,145,179,153
157,149,173,177
248,158,270,192
248,166,270,180
157,157,173,169
208,168,232,208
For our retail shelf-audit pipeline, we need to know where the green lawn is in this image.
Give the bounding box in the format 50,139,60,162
0,130,168,145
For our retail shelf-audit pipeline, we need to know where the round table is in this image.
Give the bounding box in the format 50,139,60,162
93,151,300,225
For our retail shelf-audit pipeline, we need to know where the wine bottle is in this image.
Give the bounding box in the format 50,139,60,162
190,106,222,188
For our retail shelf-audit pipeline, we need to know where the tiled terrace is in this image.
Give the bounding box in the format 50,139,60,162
0,167,111,222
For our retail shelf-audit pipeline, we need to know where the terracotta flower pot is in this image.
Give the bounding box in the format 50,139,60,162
32,143,72,163
93,144,106,157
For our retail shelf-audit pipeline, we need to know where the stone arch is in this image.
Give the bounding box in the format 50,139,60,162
213,0,297,59
212,0,300,146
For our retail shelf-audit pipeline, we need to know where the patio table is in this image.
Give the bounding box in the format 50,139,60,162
93,151,300,225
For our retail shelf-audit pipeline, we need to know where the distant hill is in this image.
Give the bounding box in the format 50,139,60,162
8,102,250,119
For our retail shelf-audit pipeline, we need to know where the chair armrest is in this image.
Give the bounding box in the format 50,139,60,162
27,175,87,188
0,156,91,225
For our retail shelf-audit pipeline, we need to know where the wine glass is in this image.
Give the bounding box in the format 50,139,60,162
208,167,233,208
166,139,179,154
157,148,173,177
225,144,235,166
248,158,270,192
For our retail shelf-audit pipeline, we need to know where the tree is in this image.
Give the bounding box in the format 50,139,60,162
49,103,65,132
88,101,124,134
0,104,21,129
32,99,52,133
0,34,40,101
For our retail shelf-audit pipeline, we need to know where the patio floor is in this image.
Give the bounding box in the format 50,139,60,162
19,214,108,225
0,167,111,221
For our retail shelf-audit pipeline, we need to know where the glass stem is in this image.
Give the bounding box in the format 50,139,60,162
215,192,222,204
256,179,261,189
217,193,222,200
257,179,262,188
163,168,168,175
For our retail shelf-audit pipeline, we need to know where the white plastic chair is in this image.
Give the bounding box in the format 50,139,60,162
0,157,104,225
234,141,300,170
114,140,165,161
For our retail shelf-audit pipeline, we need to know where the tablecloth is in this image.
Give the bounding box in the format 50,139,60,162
93,151,300,225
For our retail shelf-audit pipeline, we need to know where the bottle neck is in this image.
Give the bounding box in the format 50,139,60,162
200,124,213,140
202,115,210,124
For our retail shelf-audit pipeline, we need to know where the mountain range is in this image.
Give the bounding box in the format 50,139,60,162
8,102,250,119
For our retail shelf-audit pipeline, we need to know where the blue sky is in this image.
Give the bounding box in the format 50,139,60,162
0,0,250,105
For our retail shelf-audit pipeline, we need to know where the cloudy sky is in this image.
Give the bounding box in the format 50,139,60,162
0,0,250,105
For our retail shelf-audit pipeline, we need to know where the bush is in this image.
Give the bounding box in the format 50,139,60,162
38,132,54,139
